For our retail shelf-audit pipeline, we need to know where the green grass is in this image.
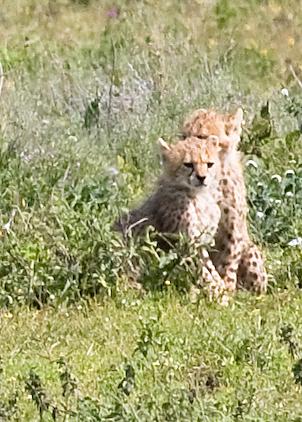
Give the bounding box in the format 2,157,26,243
1,0,302,419
2,292,302,420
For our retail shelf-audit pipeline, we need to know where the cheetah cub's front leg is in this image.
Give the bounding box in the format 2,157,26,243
185,195,229,303
188,244,228,304
198,248,229,304
213,208,245,293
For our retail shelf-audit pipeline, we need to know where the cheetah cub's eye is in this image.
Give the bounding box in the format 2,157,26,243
184,163,194,169
207,162,214,168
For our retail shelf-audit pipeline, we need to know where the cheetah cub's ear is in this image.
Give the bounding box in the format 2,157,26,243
207,135,220,149
234,107,244,126
158,138,172,160
158,137,171,151
220,108,245,150
227,108,244,133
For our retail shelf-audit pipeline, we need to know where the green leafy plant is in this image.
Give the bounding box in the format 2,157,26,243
25,369,58,421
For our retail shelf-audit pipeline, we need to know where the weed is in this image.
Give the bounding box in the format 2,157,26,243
117,364,135,396
280,324,299,358
292,359,302,386
25,369,57,421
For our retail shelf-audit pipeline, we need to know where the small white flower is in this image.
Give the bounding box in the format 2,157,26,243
2,209,16,233
68,135,78,142
2,222,11,232
20,151,32,162
274,199,281,205
288,237,302,247
246,160,258,169
286,191,294,197
257,182,264,188
106,166,119,176
285,169,295,177
271,174,282,183
281,88,289,97
256,211,265,219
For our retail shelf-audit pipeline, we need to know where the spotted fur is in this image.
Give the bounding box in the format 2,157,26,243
114,136,228,301
182,108,268,293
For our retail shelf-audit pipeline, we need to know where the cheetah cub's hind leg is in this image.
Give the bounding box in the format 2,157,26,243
237,244,268,293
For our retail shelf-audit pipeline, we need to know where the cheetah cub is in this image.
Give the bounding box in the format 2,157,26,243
115,136,228,301
182,108,268,294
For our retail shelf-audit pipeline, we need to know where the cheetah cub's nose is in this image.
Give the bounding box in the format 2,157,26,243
196,175,206,185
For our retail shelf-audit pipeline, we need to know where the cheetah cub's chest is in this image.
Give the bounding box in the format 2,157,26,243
185,189,221,245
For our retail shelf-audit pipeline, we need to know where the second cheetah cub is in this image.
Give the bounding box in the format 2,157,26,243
182,108,268,294
115,136,228,302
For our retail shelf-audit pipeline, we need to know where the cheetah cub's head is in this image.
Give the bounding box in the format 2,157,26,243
182,108,244,151
158,136,220,189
